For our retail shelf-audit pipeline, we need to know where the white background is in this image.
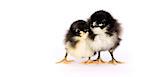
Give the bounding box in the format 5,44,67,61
0,0,150,77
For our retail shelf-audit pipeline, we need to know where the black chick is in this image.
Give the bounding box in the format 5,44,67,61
87,10,122,64
57,20,93,64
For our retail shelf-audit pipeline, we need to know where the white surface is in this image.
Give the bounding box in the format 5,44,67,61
0,0,150,77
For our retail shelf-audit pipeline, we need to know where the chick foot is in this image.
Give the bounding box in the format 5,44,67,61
92,59,106,64
81,60,94,64
56,58,74,64
108,59,123,64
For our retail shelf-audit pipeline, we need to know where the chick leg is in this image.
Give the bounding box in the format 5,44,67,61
108,49,123,64
56,52,74,64
93,51,106,64
81,57,94,64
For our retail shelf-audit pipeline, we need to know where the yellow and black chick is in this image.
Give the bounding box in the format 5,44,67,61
87,10,122,64
57,20,94,64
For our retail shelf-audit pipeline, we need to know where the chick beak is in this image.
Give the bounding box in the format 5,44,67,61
99,23,103,27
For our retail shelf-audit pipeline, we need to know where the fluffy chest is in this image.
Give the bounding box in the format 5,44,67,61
65,37,93,59
88,28,118,51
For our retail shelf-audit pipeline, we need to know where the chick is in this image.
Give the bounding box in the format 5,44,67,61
87,10,122,64
57,20,94,64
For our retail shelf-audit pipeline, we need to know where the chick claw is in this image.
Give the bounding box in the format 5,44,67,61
108,59,123,64
81,60,94,64
56,59,74,64
92,59,106,64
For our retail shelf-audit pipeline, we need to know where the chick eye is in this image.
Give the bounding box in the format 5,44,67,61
84,29,87,32
102,19,106,22
92,22,96,26
75,29,80,33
